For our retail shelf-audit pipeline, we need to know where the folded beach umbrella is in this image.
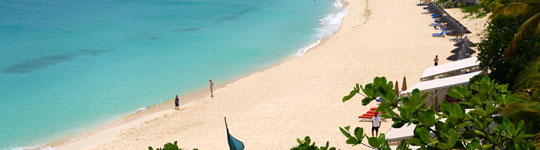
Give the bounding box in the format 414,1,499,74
402,76,407,91
450,46,475,55
454,39,477,47
395,81,399,96
225,117,245,150
447,51,471,61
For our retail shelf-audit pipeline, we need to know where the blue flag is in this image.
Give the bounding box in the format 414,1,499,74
225,117,244,150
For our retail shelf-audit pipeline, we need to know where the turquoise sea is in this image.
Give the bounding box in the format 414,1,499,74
0,0,344,149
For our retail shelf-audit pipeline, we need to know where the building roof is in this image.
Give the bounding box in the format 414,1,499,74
403,71,482,94
421,57,479,80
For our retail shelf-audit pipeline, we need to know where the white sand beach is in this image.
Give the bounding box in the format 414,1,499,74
54,0,487,149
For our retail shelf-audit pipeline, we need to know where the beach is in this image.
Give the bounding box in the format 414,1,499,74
54,0,487,149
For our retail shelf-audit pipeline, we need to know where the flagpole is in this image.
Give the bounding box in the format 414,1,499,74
224,117,228,130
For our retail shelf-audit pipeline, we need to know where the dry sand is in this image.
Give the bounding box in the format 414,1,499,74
54,0,488,149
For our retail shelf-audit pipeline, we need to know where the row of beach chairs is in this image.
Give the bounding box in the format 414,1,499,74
358,107,379,122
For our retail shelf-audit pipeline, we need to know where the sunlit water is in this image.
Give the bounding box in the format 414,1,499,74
0,0,342,148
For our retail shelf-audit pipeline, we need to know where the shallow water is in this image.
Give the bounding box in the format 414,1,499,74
0,0,338,148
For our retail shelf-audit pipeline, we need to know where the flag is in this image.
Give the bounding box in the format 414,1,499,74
225,117,244,150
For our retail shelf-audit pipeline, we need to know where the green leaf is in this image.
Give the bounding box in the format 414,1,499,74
378,133,386,144
342,90,356,102
474,129,486,137
458,102,472,108
361,97,374,106
448,129,459,147
515,120,524,134
345,137,359,145
367,136,380,147
415,127,430,144
481,144,493,149
447,86,466,99
380,113,392,118
418,109,436,126
397,139,410,150
472,106,487,117
409,138,422,146
469,110,487,117
456,123,468,129
340,126,352,138
437,142,449,149
392,121,405,128
304,136,311,145
517,133,534,140
503,117,516,136
353,127,364,142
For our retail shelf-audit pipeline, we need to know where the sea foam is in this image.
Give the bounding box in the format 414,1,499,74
297,0,347,55
7,145,53,150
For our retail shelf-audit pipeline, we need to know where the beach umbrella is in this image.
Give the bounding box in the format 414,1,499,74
456,26,471,35
447,51,471,61
402,76,408,91
224,117,245,150
395,81,400,96
450,46,475,55
454,39,477,47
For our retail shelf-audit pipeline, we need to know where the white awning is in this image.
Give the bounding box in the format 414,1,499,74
403,71,481,94
386,124,416,142
421,57,479,80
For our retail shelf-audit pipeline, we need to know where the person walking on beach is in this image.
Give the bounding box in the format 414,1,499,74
209,80,214,97
372,113,382,137
175,95,180,110
434,55,439,66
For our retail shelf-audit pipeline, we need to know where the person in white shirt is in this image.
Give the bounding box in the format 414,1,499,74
372,113,382,137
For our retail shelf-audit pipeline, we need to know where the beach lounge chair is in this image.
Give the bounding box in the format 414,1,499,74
358,107,381,122
358,115,374,122
432,31,445,37
450,35,468,42
358,115,372,119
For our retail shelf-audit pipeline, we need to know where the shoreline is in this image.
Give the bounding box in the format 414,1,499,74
52,0,488,149
46,0,349,149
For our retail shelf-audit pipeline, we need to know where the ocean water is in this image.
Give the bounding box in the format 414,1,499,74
0,0,342,149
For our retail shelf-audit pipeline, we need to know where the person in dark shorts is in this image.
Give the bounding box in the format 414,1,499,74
372,113,382,137
175,95,179,110
434,55,439,66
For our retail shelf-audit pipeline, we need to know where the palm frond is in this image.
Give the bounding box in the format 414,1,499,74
503,12,540,57
513,58,540,89
502,99,540,125
535,131,540,148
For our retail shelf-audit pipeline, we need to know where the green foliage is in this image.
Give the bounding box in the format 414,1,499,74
339,76,536,149
148,141,198,150
503,97,540,137
290,136,336,150
477,14,540,87
513,58,540,100
339,126,364,145
461,4,488,18
477,0,540,87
